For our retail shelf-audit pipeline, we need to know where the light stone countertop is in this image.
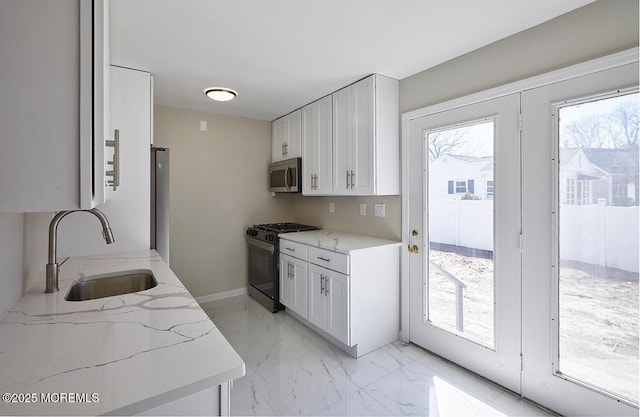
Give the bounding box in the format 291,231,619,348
0,250,245,416
279,229,401,254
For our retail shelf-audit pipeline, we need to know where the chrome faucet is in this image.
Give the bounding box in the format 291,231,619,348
46,208,115,293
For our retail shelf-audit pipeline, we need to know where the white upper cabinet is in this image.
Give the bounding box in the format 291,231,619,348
0,0,110,212
332,74,399,196
302,96,333,195
57,66,153,258
272,109,301,162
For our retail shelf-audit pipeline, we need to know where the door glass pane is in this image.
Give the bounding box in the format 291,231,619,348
427,120,495,348
558,92,639,403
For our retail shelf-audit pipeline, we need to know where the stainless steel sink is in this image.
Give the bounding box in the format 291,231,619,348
65,269,158,301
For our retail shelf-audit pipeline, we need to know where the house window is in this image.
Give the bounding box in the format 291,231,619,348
486,180,494,200
448,179,475,195
577,180,591,205
566,178,576,205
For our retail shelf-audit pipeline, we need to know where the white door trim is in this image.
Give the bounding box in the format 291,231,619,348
400,47,638,342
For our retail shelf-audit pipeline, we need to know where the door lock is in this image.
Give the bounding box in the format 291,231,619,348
407,244,419,254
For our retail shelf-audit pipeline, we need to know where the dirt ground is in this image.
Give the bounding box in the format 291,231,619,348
427,249,639,402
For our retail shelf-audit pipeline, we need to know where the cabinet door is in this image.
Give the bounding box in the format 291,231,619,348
325,269,350,344
272,117,286,162
350,77,375,195
302,97,332,195
0,0,109,212
58,67,152,258
279,254,294,308
301,103,318,194
332,86,352,194
290,256,308,319
286,109,302,159
307,264,327,329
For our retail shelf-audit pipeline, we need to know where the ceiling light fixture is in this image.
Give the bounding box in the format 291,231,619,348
204,87,237,102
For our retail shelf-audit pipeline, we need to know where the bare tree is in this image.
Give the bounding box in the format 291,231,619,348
563,98,639,150
607,100,639,149
427,127,486,161
563,115,611,148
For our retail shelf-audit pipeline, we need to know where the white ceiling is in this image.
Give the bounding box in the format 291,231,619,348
110,0,595,121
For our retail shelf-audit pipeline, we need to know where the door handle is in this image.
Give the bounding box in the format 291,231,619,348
408,244,419,254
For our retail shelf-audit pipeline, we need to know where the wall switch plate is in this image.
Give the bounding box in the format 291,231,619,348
374,203,386,217
199,120,207,131
359,203,367,216
329,202,335,213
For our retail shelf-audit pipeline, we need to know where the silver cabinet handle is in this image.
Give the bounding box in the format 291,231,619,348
317,256,330,262
105,129,120,191
285,247,295,252
288,262,293,279
346,170,350,189
320,274,325,294
281,142,285,156
350,170,355,189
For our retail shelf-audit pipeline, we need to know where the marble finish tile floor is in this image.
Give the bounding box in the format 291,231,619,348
200,295,551,417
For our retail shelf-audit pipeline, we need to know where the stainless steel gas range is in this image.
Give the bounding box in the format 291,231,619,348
246,222,318,312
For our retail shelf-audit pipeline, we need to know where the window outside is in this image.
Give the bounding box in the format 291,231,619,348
557,92,639,403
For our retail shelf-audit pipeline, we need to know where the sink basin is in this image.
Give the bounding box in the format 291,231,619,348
65,269,158,301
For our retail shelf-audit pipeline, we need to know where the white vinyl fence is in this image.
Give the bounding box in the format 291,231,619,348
429,199,639,273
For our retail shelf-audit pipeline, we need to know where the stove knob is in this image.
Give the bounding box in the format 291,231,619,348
247,230,258,237
266,235,274,242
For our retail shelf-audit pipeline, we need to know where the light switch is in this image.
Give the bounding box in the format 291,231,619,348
329,202,335,213
360,203,367,216
199,120,207,131
374,203,386,217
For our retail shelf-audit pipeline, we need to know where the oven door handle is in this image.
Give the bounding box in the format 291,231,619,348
246,237,275,254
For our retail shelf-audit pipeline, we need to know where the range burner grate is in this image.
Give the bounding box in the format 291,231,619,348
254,222,318,233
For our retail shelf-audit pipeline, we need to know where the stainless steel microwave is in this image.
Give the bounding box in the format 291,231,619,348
269,157,301,193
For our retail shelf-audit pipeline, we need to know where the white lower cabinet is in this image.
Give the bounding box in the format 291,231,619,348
308,265,349,344
279,232,400,358
279,253,308,319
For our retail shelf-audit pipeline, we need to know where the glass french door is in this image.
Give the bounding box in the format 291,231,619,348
407,93,522,392
522,62,638,416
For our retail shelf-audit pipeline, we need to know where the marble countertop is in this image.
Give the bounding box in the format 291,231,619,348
0,250,245,416
279,230,401,254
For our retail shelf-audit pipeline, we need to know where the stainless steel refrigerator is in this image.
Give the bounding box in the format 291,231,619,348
151,147,170,264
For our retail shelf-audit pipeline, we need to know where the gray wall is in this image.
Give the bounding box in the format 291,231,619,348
400,0,639,113
153,106,290,297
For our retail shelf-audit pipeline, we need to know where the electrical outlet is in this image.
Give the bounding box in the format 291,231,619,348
329,202,335,213
359,203,367,216
374,203,386,217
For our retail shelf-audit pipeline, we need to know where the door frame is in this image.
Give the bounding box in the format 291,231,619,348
400,48,638,414
401,47,638,343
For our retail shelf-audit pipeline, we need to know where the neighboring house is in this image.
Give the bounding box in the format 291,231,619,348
429,154,493,200
560,148,639,206
430,148,638,206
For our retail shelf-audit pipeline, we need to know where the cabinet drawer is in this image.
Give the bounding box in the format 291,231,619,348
280,239,308,261
309,246,349,275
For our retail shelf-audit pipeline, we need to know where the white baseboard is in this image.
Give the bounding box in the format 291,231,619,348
195,287,248,304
